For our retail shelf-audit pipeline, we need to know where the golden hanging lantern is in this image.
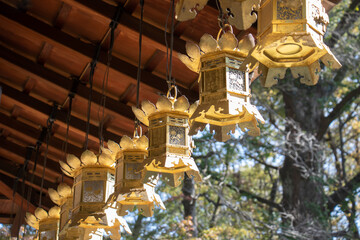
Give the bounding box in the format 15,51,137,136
178,27,265,142
175,0,261,30
48,183,73,239
104,135,165,217
243,0,341,87
25,206,60,240
132,90,202,187
59,150,131,239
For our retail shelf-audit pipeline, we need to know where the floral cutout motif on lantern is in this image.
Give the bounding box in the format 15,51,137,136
175,0,208,21
25,206,60,240
132,91,202,187
59,149,131,240
104,137,165,217
178,26,265,142
175,0,261,30
242,0,341,87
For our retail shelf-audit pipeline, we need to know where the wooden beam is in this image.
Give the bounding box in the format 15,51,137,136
73,0,186,53
0,44,134,127
0,179,36,213
37,42,54,65
53,2,72,29
0,214,13,224
0,82,119,144
0,157,56,193
0,173,53,212
0,137,71,184
0,2,198,101
0,111,83,157
11,207,24,237
144,49,166,73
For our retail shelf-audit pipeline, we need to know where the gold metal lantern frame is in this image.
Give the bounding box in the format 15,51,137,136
132,90,202,187
59,150,131,240
178,27,265,142
175,0,261,30
25,207,60,240
104,136,165,217
243,0,342,87
48,183,73,240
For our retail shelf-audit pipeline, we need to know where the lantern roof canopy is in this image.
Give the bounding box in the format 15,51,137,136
132,95,199,126
60,149,116,177
48,183,73,206
178,31,256,73
25,206,60,230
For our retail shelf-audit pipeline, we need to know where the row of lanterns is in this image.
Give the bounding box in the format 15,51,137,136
25,0,340,239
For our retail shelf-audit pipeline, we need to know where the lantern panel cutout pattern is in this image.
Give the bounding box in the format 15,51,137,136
175,0,261,30
175,0,208,21
48,183,73,239
59,150,131,240
132,93,202,187
178,28,265,142
243,0,341,87
105,138,165,217
25,206,60,240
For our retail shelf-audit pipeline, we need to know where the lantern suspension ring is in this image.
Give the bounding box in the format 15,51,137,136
178,25,265,142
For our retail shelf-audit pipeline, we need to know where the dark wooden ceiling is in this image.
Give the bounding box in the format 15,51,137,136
0,0,340,236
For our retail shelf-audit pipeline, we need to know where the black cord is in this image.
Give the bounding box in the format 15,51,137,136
98,4,124,149
84,47,99,150
164,0,177,94
134,0,144,130
25,129,45,213
39,103,58,208
216,0,226,29
169,0,176,87
86,3,124,150
17,146,33,239
136,0,144,109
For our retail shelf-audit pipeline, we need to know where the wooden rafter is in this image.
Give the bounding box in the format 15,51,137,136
0,2,198,101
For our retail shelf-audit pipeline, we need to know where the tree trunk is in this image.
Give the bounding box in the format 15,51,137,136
182,174,197,237
278,74,330,239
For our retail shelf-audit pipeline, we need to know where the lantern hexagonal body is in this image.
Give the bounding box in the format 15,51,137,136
59,150,131,239
132,95,202,187
104,138,165,217
244,0,341,87
25,207,60,240
114,140,148,194
178,31,265,142
72,166,115,216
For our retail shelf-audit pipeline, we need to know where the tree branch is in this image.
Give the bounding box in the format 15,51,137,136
327,172,360,212
317,85,360,139
326,0,360,49
244,152,279,170
211,175,284,211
